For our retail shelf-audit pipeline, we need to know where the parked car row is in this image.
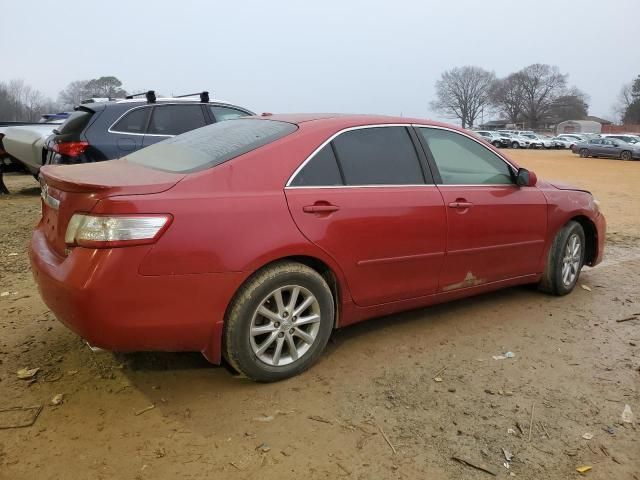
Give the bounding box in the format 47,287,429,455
473,129,640,156
474,130,577,149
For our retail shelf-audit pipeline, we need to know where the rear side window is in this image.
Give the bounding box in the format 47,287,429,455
332,127,425,185
419,128,513,185
210,105,250,122
54,110,93,134
128,119,297,173
147,105,207,136
290,144,343,187
111,107,150,134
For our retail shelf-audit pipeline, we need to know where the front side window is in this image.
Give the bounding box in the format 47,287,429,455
112,107,150,134
210,105,250,122
418,128,513,185
147,105,207,136
290,144,343,187
331,127,425,185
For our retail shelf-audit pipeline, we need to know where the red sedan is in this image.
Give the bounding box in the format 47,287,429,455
30,114,606,381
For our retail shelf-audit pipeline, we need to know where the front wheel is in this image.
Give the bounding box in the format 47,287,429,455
539,221,585,296
223,261,334,382
579,149,589,158
492,140,501,148
511,141,519,149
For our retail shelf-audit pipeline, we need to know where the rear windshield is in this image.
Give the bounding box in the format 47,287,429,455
54,110,93,135
128,119,297,173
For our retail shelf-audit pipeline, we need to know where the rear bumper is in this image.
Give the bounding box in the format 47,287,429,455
29,228,245,363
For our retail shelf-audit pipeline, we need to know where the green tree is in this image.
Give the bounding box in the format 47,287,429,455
83,76,127,99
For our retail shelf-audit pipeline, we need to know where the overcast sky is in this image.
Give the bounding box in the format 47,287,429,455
2,0,638,121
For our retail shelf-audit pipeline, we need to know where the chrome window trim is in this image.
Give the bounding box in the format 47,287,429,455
286,184,437,190
285,124,425,188
285,123,518,188
107,102,253,137
107,105,153,136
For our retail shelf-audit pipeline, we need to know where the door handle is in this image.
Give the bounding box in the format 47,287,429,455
303,204,340,214
448,201,473,209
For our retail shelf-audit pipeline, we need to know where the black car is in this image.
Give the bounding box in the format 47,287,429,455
44,91,253,167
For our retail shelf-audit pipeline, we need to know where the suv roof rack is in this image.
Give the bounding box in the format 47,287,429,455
174,91,210,103
125,90,157,103
123,90,211,104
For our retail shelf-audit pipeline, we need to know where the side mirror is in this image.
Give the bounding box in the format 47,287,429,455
516,168,537,187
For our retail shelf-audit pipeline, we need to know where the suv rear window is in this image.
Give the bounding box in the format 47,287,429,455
54,110,93,135
128,119,297,173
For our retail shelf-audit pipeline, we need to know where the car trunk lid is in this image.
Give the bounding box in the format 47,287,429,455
38,160,184,256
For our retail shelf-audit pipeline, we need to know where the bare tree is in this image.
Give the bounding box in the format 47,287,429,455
430,66,496,128
22,85,47,121
58,80,89,109
517,64,567,128
490,73,525,124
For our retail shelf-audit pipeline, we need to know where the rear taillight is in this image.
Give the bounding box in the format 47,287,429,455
52,141,89,157
65,214,172,248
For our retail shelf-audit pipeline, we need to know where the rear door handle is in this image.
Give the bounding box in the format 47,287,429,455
448,201,473,209
303,204,340,214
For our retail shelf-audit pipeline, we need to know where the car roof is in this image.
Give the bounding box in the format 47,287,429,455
256,113,461,130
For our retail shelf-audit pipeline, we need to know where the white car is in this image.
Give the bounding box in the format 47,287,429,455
558,134,587,143
551,137,574,149
601,134,640,145
508,134,531,149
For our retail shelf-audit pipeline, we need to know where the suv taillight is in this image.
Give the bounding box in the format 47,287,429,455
65,214,172,248
52,141,89,157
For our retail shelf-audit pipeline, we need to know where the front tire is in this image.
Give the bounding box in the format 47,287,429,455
223,261,334,382
492,140,501,148
539,221,585,296
579,149,589,158
511,141,519,149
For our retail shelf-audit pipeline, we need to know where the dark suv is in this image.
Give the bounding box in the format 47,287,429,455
44,91,253,167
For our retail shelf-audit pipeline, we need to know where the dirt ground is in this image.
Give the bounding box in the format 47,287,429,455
0,149,638,480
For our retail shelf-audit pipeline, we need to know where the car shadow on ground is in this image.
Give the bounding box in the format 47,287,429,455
116,284,540,394
17,186,40,196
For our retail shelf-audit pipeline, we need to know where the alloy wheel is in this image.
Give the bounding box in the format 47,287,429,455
561,234,581,287
249,285,321,366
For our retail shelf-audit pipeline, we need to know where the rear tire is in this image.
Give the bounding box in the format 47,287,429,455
223,261,334,382
538,221,585,296
620,150,632,161
511,142,519,149
579,149,589,158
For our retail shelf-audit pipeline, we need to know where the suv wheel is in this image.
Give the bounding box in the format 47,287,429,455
492,140,501,148
223,261,334,382
579,149,589,158
511,141,519,149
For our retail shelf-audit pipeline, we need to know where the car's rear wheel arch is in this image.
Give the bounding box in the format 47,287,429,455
226,255,342,330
